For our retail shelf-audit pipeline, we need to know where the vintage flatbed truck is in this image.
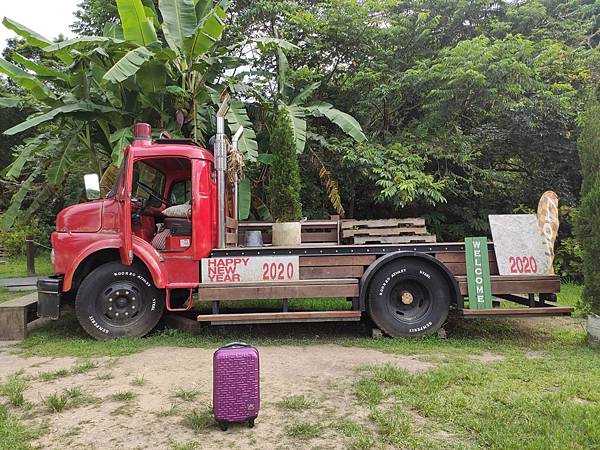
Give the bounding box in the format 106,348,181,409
34,99,572,340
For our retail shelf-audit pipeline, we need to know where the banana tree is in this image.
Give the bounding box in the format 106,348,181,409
0,0,259,229
275,48,367,153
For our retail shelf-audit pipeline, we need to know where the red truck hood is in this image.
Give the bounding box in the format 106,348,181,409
56,200,104,233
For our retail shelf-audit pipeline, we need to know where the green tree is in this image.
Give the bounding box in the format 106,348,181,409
576,95,600,314
71,0,119,36
576,174,600,315
269,108,302,222
0,0,257,229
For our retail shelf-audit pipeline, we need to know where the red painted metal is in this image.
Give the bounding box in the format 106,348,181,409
56,200,103,233
50,132,216,295
120,147,134,265
165,287,195,312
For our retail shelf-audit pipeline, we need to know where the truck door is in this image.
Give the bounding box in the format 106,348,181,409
119,149,134,265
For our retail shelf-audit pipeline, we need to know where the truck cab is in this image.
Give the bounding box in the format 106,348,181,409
41,123,225,339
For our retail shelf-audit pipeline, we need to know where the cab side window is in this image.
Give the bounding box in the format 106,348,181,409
170,180,191,205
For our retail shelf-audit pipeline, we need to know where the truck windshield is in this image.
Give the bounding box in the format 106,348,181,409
106,159,126,198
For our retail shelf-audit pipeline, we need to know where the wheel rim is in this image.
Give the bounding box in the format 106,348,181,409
387,279,433,324
96,281,146,327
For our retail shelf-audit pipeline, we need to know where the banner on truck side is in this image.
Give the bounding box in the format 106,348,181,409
201,256,300,283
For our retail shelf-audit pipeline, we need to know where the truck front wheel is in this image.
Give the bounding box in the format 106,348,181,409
367,258,451,337
75,261,165,340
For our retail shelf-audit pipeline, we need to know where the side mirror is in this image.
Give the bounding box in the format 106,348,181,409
84,173,101,200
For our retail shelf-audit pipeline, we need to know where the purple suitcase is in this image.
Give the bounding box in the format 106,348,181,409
213,342,260,430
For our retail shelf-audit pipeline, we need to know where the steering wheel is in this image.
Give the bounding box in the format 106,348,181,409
137,180,171,207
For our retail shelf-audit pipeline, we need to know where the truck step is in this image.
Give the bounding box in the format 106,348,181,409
457,306,573,318
197,310,361,325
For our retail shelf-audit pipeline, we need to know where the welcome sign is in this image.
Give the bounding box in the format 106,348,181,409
465,237,493,309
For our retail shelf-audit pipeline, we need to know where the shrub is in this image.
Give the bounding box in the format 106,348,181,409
268,108,302,222
576,175,600,315
0,218,49,257
554,206,583,282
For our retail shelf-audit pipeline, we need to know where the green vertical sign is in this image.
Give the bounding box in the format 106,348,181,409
465,237,493,309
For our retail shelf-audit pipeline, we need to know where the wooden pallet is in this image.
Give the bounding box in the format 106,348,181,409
341,218,436,245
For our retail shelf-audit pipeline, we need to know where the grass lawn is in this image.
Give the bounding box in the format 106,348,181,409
0,253,52,279
2,284,596,449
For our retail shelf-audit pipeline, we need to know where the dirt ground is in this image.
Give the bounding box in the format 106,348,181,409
0,344,434,449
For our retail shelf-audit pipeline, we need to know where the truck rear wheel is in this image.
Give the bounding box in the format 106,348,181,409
75,261,165,340
367,258,451,337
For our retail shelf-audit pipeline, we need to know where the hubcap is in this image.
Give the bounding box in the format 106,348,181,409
400,291,414,305
388,280,432,323
100,282,142,325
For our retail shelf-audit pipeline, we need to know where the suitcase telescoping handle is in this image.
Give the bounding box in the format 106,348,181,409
220,342,253,349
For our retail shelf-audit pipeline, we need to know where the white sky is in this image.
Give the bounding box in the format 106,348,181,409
0,0,80,52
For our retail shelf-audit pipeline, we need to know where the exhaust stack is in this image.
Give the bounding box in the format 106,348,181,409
215,94,230,249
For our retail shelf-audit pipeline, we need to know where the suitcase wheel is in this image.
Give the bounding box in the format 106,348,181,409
248,418,255,428
218,421,228,431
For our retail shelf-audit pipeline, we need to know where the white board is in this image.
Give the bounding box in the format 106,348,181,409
201,256,300,283
489,214,552,276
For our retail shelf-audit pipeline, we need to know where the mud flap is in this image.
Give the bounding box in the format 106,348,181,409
37,276,63,320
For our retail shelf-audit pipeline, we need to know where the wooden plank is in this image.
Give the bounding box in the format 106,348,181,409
456,275,560,296
300,255,376,267
300,265,364,279
461,307,573,317
197,283,359,301
197,310,361,322
0,294,38,308
442,261,499,276
301,231,338,243
341,218,425,229
354,235,436,244
226,232,237,245
238,220,338,229
0,308,27,340
342,227,428,238
435,252,496,263
201,278,358,288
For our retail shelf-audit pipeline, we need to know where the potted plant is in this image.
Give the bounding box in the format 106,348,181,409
269,108,303,246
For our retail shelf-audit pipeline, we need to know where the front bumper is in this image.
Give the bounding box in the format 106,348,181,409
37,275,64,320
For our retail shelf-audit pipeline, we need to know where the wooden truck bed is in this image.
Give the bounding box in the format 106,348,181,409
197,242,569,323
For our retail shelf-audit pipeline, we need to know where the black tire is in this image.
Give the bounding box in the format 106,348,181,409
219,421,228,431
75,261,165,340
367,257,451,338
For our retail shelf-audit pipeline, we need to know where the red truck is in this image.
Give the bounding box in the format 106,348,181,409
37,101,572,340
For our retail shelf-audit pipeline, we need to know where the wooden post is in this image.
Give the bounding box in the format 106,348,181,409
26,235,35,275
